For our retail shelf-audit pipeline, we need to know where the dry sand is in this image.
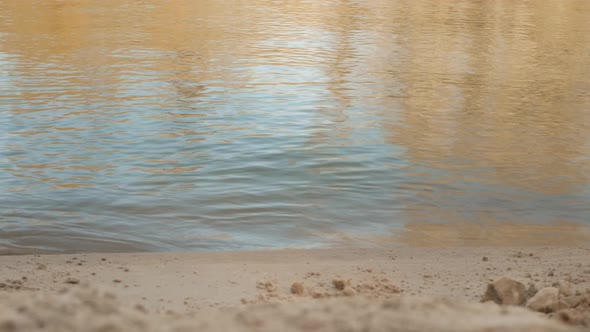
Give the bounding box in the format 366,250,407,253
1,246,590,331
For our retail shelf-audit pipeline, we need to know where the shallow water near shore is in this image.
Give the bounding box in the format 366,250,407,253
1,0,590,253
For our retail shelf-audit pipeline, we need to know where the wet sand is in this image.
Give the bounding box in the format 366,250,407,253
1,246,590,331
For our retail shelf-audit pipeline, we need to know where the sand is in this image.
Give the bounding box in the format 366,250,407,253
1,246,590,331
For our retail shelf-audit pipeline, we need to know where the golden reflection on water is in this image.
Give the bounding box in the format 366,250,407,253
388,1,590,192
0,0,589,251
378,0,590,241
396,221,590,247
310,221,590,247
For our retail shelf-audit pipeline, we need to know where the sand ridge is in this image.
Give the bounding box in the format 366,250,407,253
0,286,583,332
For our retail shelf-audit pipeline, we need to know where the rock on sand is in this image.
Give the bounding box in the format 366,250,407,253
527,287,559,313
482,277,526,305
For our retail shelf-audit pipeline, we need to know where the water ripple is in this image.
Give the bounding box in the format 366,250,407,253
0,0,589,253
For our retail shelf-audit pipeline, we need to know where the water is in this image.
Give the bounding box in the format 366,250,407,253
1,0,589,253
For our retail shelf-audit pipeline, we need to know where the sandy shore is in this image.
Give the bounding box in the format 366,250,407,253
1,246,590,331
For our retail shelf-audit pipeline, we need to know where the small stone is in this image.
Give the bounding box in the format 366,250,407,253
290,282,304,295
65,277,79,284
548,271,554,277
482,257,488,262
36,263,47,270
343,286,356,296
482,277,526,305
332,279,346,290
311,290,324,299
113,279,122,283
526,287,559,313
264,282,276,292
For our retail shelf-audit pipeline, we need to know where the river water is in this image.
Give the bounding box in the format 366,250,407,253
1,0,589,253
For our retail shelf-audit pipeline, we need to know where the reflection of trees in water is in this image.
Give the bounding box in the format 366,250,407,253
383,0,590,188
377,0,590,232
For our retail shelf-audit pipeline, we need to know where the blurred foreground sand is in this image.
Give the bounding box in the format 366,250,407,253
1,246,589,331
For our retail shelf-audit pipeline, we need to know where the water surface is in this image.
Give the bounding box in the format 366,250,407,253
1,0,590,253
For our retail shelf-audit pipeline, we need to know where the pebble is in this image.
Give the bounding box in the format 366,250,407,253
333,279,346,291
65,277,80,285
290,282,304,295
343,287,356,296
482,277,526,305
526,287,559,313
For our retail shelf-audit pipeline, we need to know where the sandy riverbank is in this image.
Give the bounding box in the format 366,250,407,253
1,246,589,331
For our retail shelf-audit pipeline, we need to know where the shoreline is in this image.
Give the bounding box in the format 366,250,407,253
1,246,589,331
3,220,589,256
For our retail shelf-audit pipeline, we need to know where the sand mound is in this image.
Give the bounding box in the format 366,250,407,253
0,287,580,332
